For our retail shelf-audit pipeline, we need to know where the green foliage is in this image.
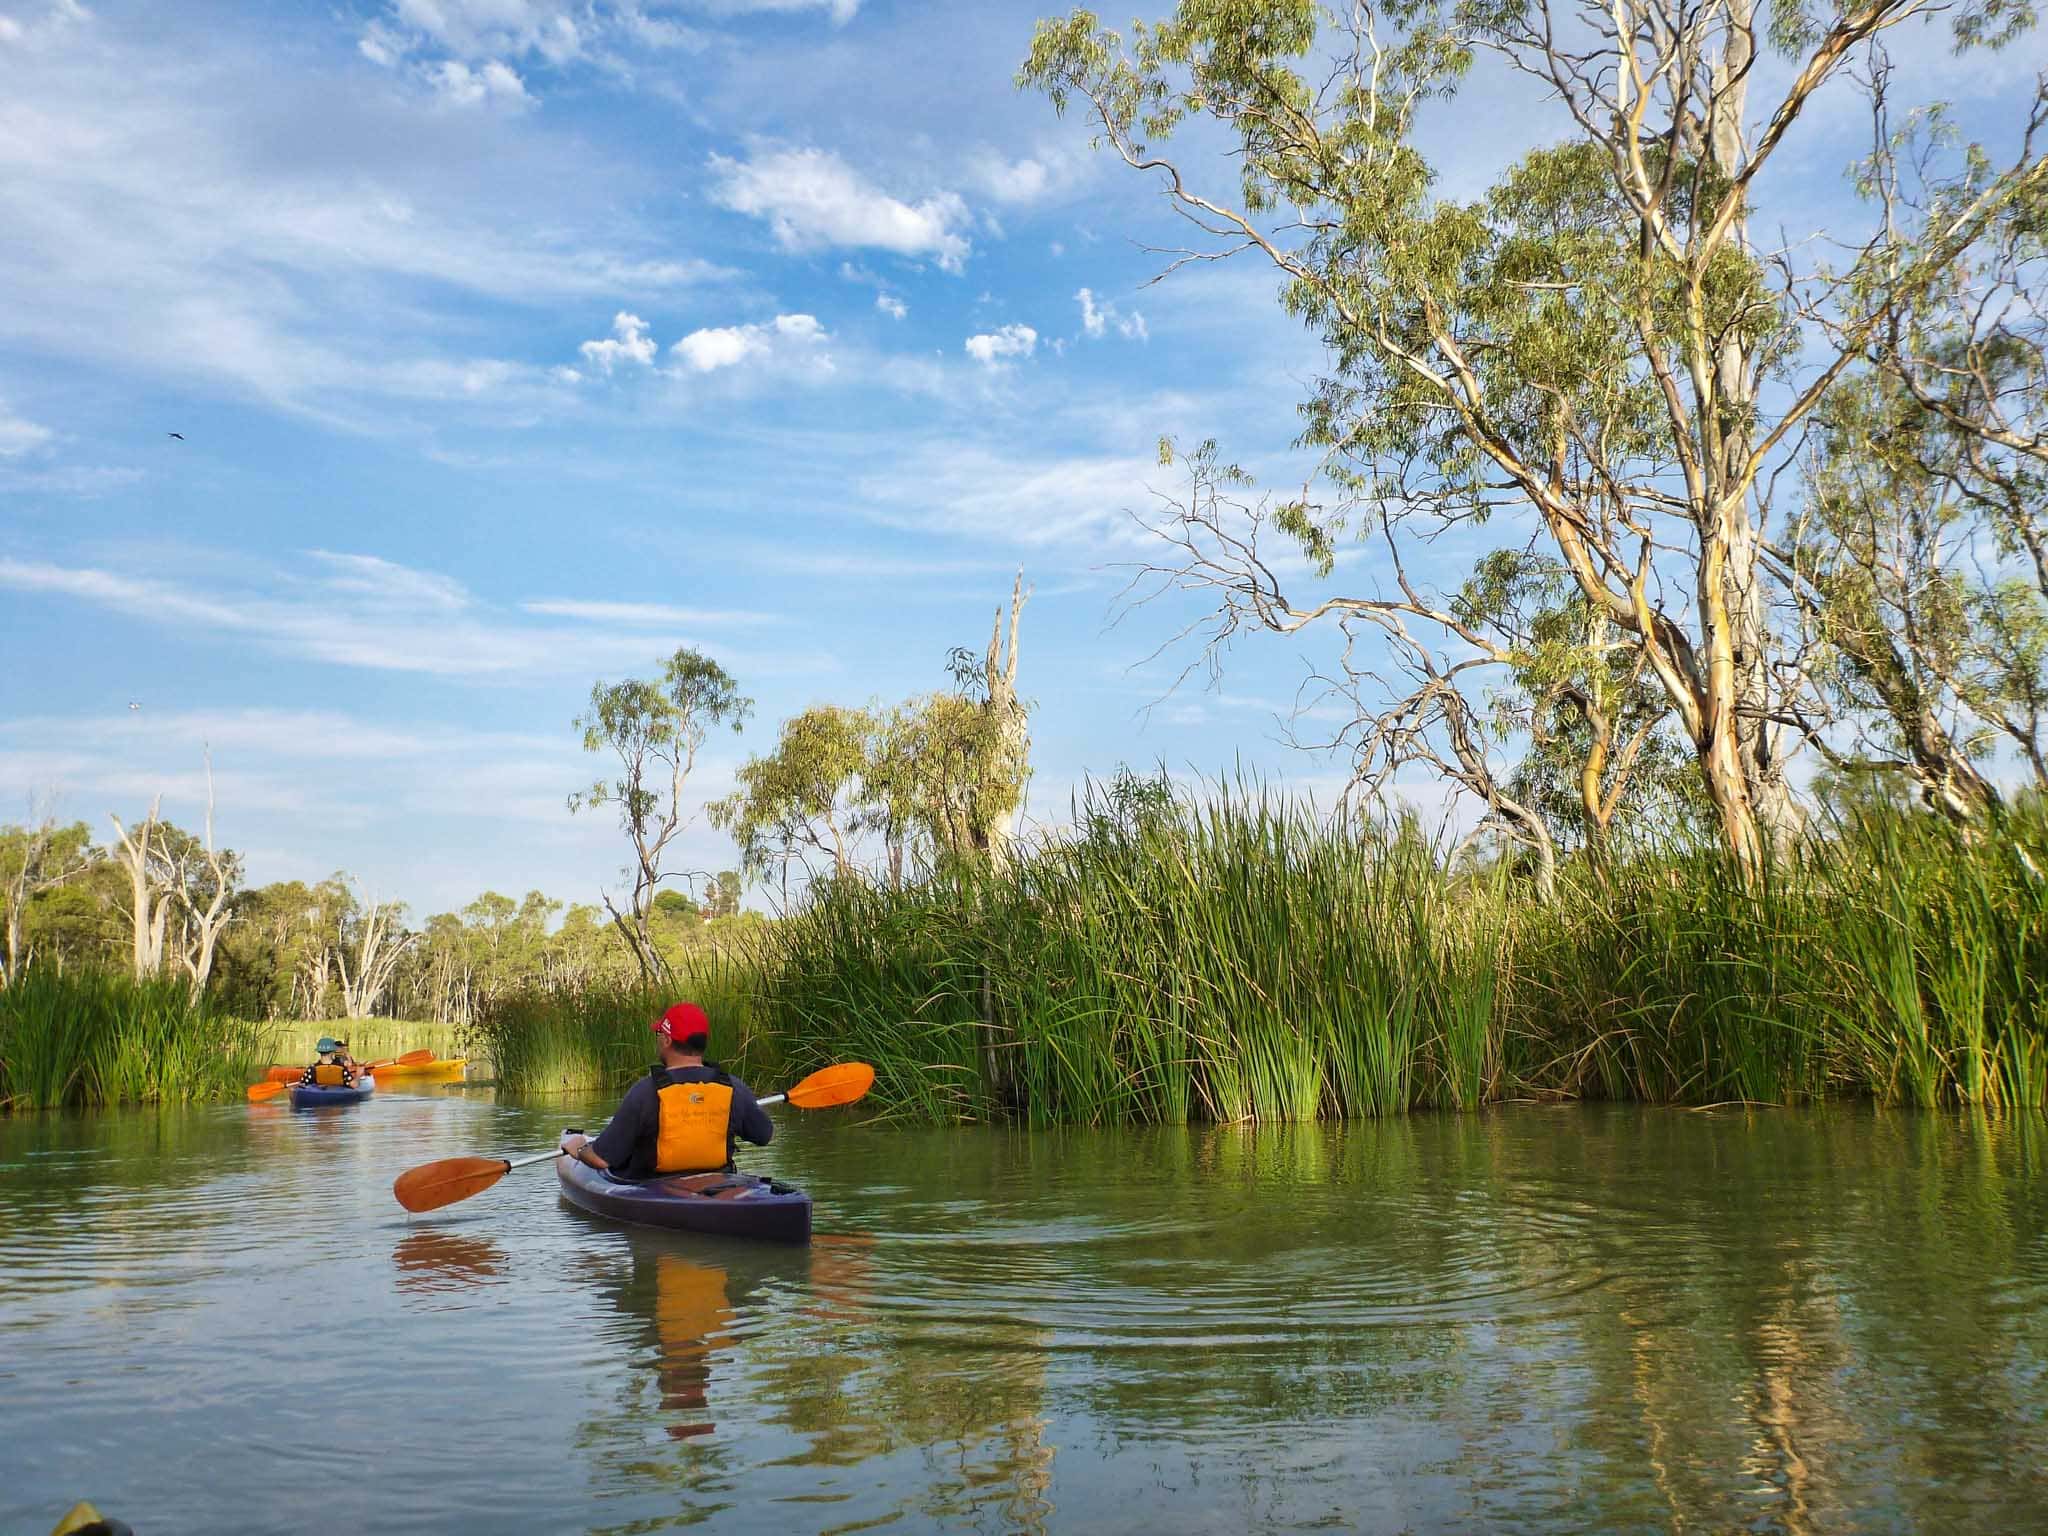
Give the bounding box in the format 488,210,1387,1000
712,783,2048,1124
710,704,873,878
0,969,269,1110
571,647,752,833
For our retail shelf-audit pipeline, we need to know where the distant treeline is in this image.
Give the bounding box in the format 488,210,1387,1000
0,818,755,1025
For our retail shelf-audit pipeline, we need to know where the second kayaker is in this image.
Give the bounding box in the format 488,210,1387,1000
561,1002,773,1179
301,1035,358,1088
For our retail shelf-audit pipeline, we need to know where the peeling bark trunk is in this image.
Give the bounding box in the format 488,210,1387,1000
108,798,165,980
979,571,1032,871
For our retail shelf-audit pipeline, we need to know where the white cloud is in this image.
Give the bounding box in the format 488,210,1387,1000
378,0,583,64
358,20,410,66
0,25,727,419
840,261,906,318
523,599,779,626
854,444,1157,548
428,57,532,107
0,399,53,456
978,156,1048,203
710,147,972,271
674,324,763,372
964,323,1036,367
578,311,658,372
0,0,86,49
687,0,861,21
310,550,472,610
0,551,837,679
672,312,828,373
1078,287,1148,342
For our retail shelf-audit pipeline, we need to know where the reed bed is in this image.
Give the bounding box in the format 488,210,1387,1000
475,788,2048,1122
0,970,271,1110
472,949,781,1096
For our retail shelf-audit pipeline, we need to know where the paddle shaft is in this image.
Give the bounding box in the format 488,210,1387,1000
521,1092,782,1168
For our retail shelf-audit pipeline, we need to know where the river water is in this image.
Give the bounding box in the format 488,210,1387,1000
1,1085,2043,1533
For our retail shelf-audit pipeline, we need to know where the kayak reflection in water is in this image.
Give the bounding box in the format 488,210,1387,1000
559,1003,772,1179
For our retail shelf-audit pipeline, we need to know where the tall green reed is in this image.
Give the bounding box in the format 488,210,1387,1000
0,968,268,1110
483,784,2048,1124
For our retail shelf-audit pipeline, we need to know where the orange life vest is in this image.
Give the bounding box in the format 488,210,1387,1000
652,1068,734,1174
309,1061,353,1086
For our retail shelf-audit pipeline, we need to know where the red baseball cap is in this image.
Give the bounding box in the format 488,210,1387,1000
653,1001,710,1045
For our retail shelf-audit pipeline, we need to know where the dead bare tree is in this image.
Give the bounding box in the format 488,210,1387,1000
336,886,415,1020
107,796,167,980
978,571,1033,870
168,755,240,1002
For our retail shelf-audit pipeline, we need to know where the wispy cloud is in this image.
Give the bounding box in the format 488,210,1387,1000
711,146,972,271
1078,286,1148,342
0,552,827,678
0,398,53,456
853,444,1157,548
0,18,726,418
523,599,780,627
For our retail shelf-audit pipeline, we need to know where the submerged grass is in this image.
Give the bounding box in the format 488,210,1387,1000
0,969,271,1110
481,787,2048,1122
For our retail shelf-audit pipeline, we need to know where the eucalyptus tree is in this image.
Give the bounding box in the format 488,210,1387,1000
570,647,752,981
0,814,96,985
1787,368,2037,819
1791,75,2048,804
106,797,166,978
709,704,876,883
1024,0,2045,871
336,883,413,1019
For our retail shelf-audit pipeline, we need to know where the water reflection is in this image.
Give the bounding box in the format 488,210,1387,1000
392,1230,508,1296
4,1102,2046,1535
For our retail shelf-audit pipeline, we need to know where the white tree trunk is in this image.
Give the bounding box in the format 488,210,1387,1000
108,797,165,980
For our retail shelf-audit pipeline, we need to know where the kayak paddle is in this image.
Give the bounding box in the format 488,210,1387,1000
249,1049,436,1099
390,1060,875,1214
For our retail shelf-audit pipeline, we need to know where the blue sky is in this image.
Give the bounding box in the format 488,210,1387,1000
0,0,2039,914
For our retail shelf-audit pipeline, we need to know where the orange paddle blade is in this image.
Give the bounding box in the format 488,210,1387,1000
392,1156,513,1214
246,1079,291,1102
786,1062,875,1110
395,1049,436,1066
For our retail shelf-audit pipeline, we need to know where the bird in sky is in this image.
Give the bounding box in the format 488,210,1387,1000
166,432,185,441
128,701,141,711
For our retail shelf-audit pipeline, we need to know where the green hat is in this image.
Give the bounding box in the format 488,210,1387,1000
316,1036,344,1053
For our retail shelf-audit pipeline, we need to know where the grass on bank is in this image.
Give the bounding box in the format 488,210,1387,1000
0,969,271,1111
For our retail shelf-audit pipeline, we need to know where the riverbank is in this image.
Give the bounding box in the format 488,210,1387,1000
483,796,2048,1121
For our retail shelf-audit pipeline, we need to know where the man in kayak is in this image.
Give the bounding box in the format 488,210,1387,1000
561,1002,773,1179
300,1036,358,1088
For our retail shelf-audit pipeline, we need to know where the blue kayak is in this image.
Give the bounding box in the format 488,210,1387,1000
289,1074,375,1109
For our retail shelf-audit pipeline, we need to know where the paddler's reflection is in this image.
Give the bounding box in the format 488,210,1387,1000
392,1229,508,1294
646,1251,733,1440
